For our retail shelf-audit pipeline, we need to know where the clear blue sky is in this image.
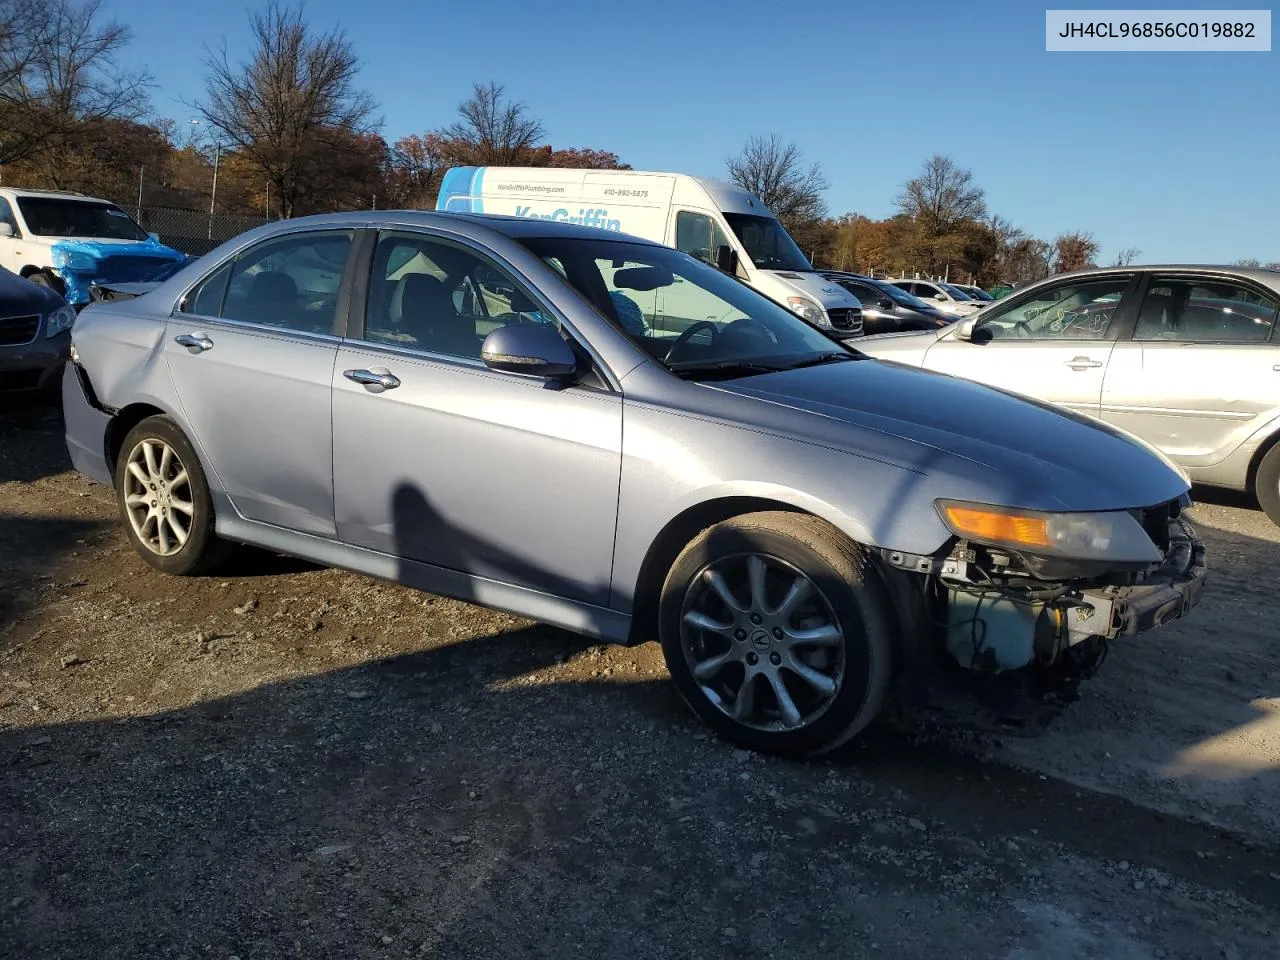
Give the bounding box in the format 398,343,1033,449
120,0,1277,264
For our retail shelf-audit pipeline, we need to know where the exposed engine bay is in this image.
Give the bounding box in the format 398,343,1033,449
878,496,1207,735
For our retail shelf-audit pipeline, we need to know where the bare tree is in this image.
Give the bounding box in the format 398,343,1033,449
896,155,987,234
0,0,151,164
1112,247,1141,267
726,134,828,228
443,82,544,166
1234,258,1262,268
1053,231,1099,273
195,1,377,218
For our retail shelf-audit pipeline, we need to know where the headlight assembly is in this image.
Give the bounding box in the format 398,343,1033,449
936,499,1161,564
786,297,830,328
45,303,76,338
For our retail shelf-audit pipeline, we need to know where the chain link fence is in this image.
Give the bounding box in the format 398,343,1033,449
129,206,269,257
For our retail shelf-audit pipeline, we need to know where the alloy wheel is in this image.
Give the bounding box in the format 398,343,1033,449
679,552,846,732
122,438,195,557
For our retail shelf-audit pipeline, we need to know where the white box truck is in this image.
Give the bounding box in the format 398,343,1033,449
434,166,864,338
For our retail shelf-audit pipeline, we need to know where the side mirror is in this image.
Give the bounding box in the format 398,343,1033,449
147,231,160,242
955,317,978,341
714,244,738,275
934,293,947,302
481,324,578,381
0,222,16,238
878,298,894,310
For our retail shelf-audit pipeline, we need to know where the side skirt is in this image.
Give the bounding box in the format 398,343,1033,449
215,513,635,646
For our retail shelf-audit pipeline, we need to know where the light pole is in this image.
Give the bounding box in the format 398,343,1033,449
190,120,221,240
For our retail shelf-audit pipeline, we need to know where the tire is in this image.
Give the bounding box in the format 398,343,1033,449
1256,442,1280,527
114,415,231,575
26,270,62,296
658,511,895,756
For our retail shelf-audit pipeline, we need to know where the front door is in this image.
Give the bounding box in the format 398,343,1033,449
1102,274,1280,470
164,228,355,536
331,229,623,607
922,273,1137,418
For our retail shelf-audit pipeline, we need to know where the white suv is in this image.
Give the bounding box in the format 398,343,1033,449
0,188,186,306
888,278,985,317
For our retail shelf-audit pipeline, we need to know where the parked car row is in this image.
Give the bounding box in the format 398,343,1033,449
63,203,1206,755
857,265,1280,526
0,189,192,395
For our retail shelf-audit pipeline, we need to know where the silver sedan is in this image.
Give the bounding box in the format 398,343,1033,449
859,265,1280,526
63,215,1205,754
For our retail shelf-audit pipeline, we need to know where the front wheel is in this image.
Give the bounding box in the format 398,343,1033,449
1256,443,1280,527
659,512,895,756
114,415,231,575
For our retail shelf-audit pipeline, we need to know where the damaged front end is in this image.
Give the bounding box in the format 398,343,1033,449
880,495,1206,735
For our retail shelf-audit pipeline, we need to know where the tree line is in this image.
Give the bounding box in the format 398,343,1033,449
2,0,1270,283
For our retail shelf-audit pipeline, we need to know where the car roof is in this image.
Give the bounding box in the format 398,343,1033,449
277,209,670,246
0,187,111,203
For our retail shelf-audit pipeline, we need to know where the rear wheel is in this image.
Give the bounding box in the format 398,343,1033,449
1256,443,1280,527
114,415,231,575
658,511,895,756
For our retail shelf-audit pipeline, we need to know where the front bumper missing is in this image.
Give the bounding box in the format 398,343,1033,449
1077,517,1206,641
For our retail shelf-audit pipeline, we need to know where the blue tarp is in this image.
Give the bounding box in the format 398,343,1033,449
49,237,186,305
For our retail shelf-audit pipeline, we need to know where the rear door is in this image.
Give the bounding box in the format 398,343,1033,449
921,273,1139,418
165,228,357,536
1101,273,1280,470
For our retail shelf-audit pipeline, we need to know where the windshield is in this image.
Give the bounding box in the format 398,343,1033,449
939,282,974,300
963,285,994,301
517,236,847,378
16,197,149,240
722,213,812,272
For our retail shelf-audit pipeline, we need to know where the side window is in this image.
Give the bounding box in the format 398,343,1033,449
0,198,15,231
181,259,233,316
675,211,731,266
362,232,550,360
975,277,1131,341
848,283,881,304
218,230,352,333
1133,277,1278,343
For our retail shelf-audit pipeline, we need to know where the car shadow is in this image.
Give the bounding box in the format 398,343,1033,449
0,392,67,484
2,623,1276,959
0,512,105,651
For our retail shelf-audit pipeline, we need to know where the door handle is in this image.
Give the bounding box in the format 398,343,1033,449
1064,356,1103,370
174,333,213,352
343,368,401,390
1273,365,1280,372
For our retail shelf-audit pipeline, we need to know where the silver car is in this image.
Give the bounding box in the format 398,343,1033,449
859,266,1280,527
63,214,1206,755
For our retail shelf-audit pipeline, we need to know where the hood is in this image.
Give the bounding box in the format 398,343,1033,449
710,358,1190,513
763,270,863,310
0,265,63,313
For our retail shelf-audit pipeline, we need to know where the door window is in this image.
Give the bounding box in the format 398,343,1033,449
361,232,551,360
974,277,1131,341
189,230,353,334
0,198,17,234
674,211,732,266
1133,277,1278,343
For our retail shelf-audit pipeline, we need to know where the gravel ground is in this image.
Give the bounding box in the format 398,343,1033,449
2,397,1278,959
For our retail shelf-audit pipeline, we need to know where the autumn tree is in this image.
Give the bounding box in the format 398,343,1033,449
0,0,151,164
726,134,828,230
896,155,986,234
195,1,377,218
442,81,544,166
1053,231,1099,273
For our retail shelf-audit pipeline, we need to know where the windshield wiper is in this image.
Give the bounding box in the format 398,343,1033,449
670,359,786,381
782,351,857,370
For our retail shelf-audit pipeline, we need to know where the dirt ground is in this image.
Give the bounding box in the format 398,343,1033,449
2,397,1278,960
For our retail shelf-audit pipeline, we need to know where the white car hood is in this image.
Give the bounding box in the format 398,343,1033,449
763,270,863,310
